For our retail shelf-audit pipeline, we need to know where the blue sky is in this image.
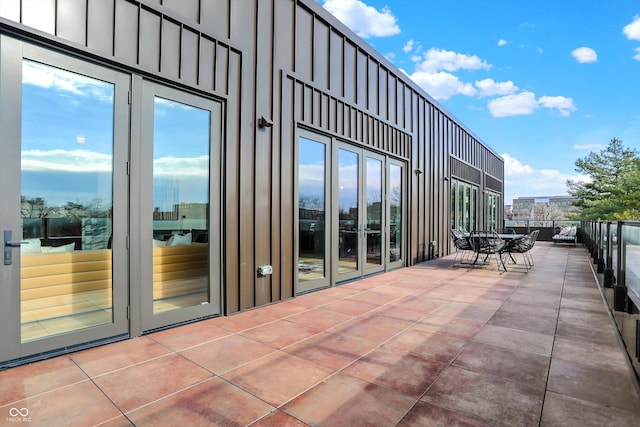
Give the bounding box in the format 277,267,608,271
320,0,640,204
22,61,210,209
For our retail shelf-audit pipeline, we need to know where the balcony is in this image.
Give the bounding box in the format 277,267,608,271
1,242,639,425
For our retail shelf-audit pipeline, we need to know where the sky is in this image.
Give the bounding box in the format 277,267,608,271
22,61,210,209
319,0,640,204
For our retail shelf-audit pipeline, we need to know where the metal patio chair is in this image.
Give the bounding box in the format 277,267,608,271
451,229,473,266
468,230,506,273
502,229,539,271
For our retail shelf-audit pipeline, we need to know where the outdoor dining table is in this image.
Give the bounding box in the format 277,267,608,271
466,232,525,271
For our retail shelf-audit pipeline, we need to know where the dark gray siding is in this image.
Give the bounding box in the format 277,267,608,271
0,0,503,313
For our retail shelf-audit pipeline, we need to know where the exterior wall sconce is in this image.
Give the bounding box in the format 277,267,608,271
258,116,273,128
414,169,423,176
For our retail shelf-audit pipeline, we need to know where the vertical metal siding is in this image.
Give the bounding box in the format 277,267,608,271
57,0,86,45
1,0,504,315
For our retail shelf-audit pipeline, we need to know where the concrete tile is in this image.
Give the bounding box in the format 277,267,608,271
221,351,333,407
126,377,273,426
282,372,415,426
398,401,492,427
454,341,550,389
474,324,555,356
547,358,640,412
422,366,544,427
540,391,640,427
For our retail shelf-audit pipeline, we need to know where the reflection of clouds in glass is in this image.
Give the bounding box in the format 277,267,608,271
22,60,114,103
367,160,382,200
339,163,358,208
154,96,201,116
154,155,209,177
299,163,325,196
22,149,112,172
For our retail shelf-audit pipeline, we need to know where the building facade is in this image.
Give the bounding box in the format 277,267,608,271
0,0,503,367
511,195,578,222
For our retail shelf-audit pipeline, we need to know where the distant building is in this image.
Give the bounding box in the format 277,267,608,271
511,196,579,221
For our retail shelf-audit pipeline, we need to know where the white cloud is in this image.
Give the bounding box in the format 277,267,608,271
539,96,577,116
502,153,535,176
415,48,492,73
22,149,112,173
23,60,113,102
487,92,538,117
633,47,640,61
409,71,477,100
154,155,209,177
574,143,604,150
571,46,597,63
403,39,414,53
501,153,585,204
475,78,518,98
498,39,508,46
623,15,640,40
322,0,400,38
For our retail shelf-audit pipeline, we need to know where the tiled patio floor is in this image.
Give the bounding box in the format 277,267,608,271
2,242,640,426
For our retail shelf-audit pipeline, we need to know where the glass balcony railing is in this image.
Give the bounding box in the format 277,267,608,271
581,220,640,379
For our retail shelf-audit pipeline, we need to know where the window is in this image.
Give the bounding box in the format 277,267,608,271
451,179,477,233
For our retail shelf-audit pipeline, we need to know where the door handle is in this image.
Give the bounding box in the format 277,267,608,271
4,230,27,265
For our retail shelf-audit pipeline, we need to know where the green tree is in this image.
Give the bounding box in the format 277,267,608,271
567,137,640,220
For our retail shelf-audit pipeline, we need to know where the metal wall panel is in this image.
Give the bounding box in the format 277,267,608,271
57,0,86,46
200,0,230,39
329,32,343,94
313,18,328,89
255,0,274,306
0,0,20,21
87,1,114,54
22,0,55,34
343,42,356,102
160,18,181,77
1,0,504,317
139,9,161,71
181,28,199,85
114,0,139,65
356,49,367,107
294,6,312,77
161,0,199,23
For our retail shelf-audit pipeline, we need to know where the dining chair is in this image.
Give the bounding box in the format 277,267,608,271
451,229,473,266
502,229,539,271
468,231,506,273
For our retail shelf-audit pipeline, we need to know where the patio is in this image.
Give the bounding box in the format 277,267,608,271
2,242,639,426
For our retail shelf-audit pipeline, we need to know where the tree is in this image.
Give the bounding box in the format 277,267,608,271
532,203,565,221
567,137,640,220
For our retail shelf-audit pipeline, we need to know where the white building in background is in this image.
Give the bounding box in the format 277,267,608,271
511,195,579,221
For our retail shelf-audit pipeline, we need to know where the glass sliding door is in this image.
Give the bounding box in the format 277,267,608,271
337,147,360,276
364,155,385,274
1,38,129,364
297,132,330,292
296,130,405,293
151,97,210,314
451,179,478,233
388,161,404,267
20,60,117,341
140,82,221,331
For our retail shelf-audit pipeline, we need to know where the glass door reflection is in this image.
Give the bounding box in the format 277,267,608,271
297,136,329,291
337,148,359,275
152,97,210,314
365,156,384,272
20,60,116,342
389,163,403,265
